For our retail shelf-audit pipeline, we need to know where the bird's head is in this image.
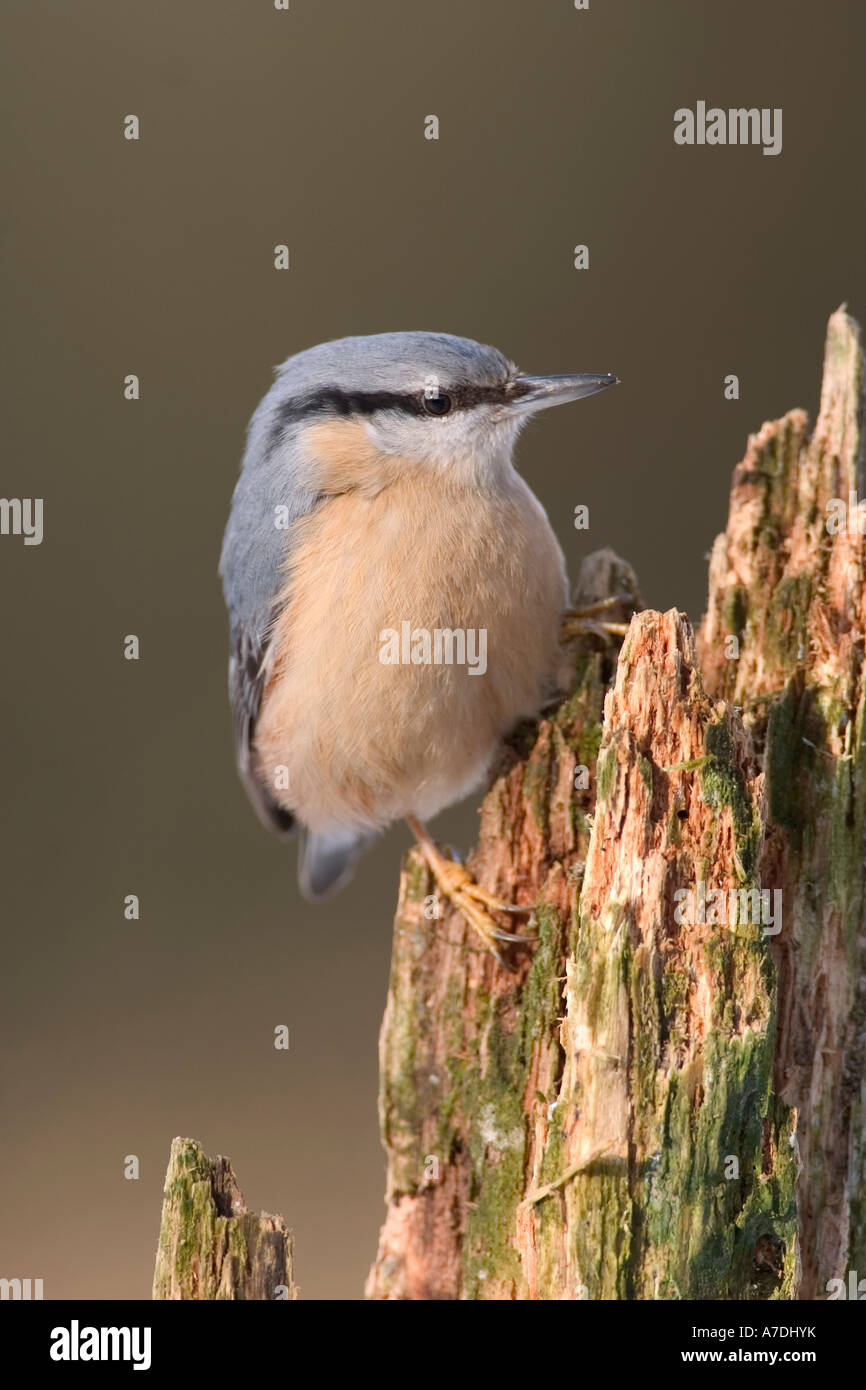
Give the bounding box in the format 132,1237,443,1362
261,331,618,493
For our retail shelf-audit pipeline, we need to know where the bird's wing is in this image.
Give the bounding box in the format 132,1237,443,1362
226,622,296,836
219,406,322,838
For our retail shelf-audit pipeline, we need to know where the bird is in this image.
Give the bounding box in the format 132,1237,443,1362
219,331,619,954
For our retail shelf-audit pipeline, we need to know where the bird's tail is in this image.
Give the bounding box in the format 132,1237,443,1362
298,826,377,900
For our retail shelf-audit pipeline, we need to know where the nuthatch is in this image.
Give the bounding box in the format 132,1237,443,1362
220,332,618,951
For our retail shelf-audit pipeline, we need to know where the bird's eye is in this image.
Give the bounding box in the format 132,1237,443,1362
422,391,452,416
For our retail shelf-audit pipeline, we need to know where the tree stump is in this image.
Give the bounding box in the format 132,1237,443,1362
153,1137,297,1300
366,307,866,1301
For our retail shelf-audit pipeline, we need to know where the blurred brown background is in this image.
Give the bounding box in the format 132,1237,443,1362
1,0,864,1300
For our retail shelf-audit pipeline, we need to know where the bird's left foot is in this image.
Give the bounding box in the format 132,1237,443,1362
406,816,535,962
560,594,631,644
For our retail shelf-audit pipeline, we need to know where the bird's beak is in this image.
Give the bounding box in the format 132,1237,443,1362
508,372,619,418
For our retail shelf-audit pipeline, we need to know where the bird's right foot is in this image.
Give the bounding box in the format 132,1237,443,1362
406,815,536,963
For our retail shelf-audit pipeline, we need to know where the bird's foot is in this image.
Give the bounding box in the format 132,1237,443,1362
561,594,631,644
406,816,536,963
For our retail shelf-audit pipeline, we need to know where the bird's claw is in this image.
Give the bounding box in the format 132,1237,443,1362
561,593,632,645
408,819,536,960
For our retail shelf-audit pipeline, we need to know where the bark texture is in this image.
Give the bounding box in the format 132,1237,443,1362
366,308,866,1301
153,1137,297,1300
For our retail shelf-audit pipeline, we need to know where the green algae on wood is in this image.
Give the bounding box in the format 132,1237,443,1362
152,1137,297,1300
699,308,866,1297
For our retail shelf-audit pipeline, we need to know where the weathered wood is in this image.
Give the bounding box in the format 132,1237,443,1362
153,1137,297,1300
697,307,866,1298
367,308,866,1300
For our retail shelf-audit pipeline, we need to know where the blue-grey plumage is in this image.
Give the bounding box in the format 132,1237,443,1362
219,332,618,937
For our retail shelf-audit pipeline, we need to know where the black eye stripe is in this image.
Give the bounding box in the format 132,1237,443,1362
268,380,515,451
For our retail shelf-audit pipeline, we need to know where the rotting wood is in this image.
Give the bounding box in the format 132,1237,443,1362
153,1137,297,1300
366,308,866,1301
